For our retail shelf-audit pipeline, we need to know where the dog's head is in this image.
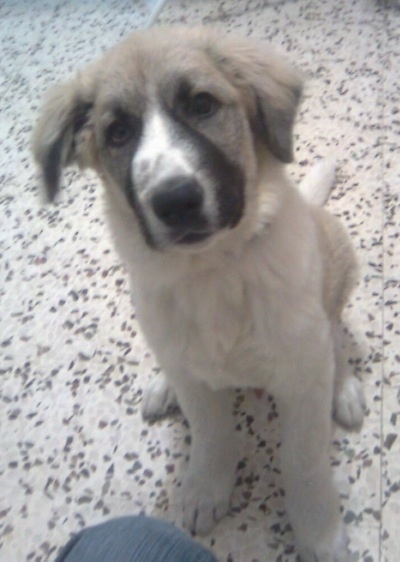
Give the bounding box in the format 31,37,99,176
33,27,302,250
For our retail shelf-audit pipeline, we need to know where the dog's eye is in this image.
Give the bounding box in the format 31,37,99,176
186,92,220,119
106,121,134,147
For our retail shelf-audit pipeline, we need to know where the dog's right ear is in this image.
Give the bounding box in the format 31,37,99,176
32,72,96,201
207,34,303,164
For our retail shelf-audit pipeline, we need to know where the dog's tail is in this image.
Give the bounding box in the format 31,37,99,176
298,158,336,206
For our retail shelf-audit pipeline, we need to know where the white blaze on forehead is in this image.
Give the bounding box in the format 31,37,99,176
132,110,194,196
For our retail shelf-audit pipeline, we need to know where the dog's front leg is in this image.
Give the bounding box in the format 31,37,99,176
275,327,351,562
170,374,238,536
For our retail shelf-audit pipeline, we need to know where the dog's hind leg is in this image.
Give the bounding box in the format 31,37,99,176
331,321,366,430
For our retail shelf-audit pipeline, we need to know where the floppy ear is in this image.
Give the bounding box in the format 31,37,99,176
32,71,96,201
208,36,303,163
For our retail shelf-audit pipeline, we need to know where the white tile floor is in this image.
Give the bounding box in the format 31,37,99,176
0,0,399,560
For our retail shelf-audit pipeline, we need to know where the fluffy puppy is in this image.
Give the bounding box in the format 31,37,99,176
33,27,365,562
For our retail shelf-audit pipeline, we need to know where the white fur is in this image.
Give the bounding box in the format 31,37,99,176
105,158,364,561
141,371,178,420
133,110,194,194
33,29,365,559
299,158,337,206
131,109,219,239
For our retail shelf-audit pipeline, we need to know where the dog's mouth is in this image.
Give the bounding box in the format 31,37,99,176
172,230,213,246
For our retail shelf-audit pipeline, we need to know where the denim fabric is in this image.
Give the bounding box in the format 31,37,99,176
55,515,219,562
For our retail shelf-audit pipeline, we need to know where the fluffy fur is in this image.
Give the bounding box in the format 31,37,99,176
33,27,365,562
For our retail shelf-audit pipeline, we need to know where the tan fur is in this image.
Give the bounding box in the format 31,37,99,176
312,206,359,319
33,27,365,562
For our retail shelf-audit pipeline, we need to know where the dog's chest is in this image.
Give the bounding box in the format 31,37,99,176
137,261,275,389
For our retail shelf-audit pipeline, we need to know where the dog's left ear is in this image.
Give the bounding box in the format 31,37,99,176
208,36,303,163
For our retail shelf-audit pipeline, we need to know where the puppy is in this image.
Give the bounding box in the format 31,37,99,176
33,27,365,562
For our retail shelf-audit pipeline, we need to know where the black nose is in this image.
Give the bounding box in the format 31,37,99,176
151,178,204,227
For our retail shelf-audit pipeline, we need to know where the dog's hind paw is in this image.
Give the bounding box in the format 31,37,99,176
141,374,179,420
333,375,366,430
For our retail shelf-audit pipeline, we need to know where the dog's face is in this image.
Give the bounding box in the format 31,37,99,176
96,42,249,249
33,28,302,251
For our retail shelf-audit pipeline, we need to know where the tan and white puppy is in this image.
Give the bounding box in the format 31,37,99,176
33,27,365,562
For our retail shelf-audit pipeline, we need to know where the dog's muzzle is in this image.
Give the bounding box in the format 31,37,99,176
150,176,211,245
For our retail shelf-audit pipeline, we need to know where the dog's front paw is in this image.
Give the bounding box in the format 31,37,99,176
298,525,351,562
141,374,179,420
179,470,233,536
333,375,366,430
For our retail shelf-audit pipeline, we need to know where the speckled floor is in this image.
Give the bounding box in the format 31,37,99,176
1,0,399,561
